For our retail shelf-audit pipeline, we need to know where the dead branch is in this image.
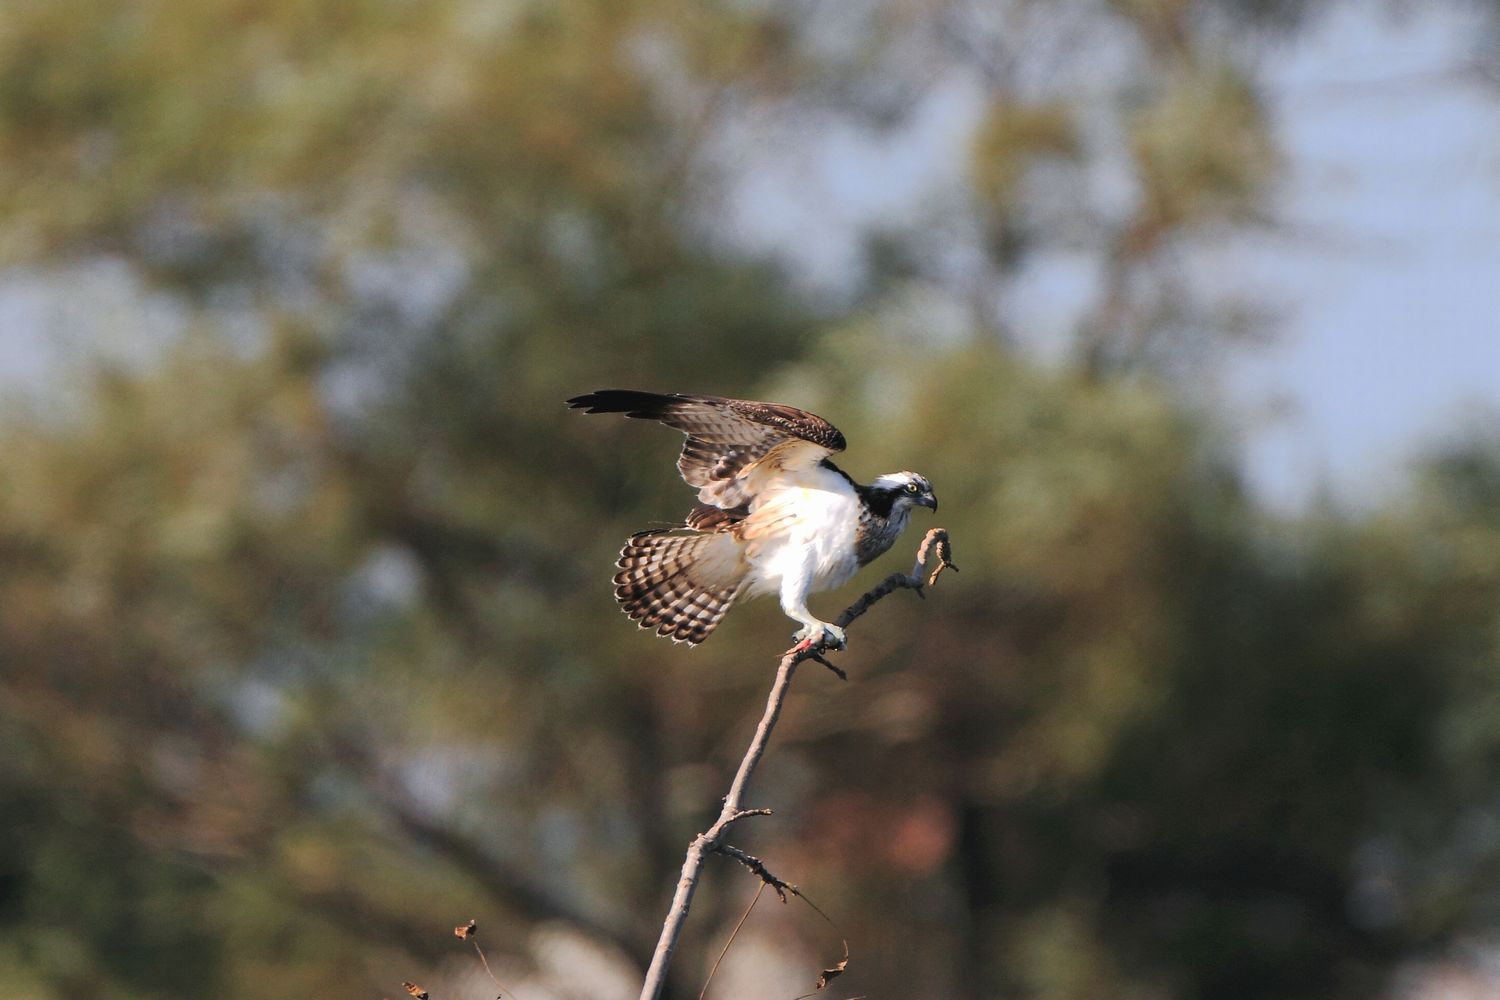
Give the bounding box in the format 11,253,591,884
712,843,791,903
637,528,957,1000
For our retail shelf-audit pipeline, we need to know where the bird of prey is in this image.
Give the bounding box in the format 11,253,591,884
567,390,937,648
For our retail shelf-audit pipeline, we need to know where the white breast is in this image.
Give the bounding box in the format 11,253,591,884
740,464,862,598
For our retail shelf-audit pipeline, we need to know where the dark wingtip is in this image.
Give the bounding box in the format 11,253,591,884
566,389,674,416
565,391,606,411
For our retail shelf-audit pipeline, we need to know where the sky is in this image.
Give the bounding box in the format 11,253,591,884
1228,2,1500,510
712,1,1500,513
1,1,1496,514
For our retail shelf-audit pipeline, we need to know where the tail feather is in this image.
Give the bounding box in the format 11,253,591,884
613,530,746,645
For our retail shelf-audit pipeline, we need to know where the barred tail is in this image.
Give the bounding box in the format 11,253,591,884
613,530,746,646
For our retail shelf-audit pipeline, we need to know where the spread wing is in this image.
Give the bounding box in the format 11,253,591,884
567,389,846,510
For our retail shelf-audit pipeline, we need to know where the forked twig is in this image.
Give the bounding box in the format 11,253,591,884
637,528,957,1000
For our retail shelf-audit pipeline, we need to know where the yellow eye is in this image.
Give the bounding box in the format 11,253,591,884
905,482,919,494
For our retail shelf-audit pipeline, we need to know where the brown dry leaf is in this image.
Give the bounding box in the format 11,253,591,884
403,983,430,999
455,918,477,940
815,958,847,989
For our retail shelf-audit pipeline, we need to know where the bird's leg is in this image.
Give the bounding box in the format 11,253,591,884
780,553,847,650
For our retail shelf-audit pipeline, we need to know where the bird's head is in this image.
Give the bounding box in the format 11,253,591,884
871,471,938,515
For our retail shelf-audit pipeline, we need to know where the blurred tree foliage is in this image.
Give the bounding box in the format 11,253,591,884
2,1,1499,999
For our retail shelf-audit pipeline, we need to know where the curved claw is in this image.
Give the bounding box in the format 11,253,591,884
792,622,846,651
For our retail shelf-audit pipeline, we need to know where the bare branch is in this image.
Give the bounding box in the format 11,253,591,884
821,528,957,637
637,528,957,1000
712,843,791,903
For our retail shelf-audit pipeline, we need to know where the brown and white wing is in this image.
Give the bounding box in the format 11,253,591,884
567,389,846,510
685,502,750,532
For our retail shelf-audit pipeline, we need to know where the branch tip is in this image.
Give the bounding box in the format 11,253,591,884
729,807,773,821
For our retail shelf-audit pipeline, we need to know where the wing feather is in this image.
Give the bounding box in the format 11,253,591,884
685,502,749,531
567,390,846,510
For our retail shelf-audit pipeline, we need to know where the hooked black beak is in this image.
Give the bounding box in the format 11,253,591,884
919,492,938,512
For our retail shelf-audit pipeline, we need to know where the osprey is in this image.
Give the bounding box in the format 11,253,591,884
568,390,937,648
